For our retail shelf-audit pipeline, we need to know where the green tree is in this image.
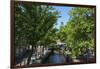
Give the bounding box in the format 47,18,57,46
14,2,60,64
65,7,95,57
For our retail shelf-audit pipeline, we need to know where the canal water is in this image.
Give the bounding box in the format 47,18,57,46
48,53,66,64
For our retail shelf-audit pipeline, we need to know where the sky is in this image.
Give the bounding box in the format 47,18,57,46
53,6,73,29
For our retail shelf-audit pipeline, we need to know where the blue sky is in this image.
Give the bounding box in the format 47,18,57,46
53,6,73,29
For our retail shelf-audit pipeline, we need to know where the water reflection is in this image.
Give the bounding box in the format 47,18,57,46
48,54,66,64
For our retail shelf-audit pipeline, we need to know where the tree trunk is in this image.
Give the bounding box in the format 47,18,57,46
27,45,33,65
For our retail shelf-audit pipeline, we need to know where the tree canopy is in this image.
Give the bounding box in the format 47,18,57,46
15,3,60,48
